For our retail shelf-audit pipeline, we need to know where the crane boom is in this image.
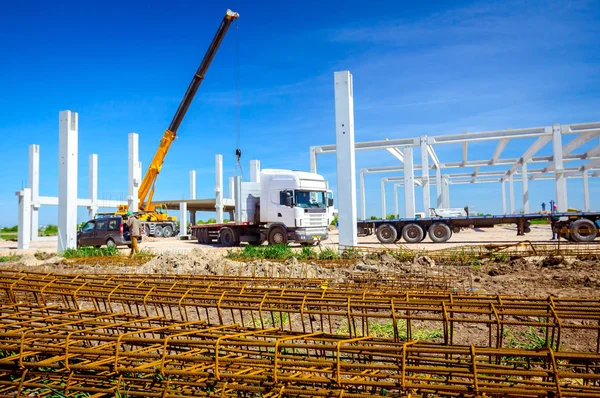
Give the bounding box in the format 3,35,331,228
138,9,239,212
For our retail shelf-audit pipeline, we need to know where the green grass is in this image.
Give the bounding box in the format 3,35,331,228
530,218,550,225
226,244,345,262
335,319,443,341
0,254,21,263
503,326,548,350
62,246,119,259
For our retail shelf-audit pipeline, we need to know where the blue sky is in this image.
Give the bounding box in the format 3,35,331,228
1,0,599,226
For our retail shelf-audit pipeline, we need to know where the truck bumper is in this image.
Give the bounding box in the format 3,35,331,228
291,228,329,243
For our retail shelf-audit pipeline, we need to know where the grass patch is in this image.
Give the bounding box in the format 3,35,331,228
226,244,348,262
0,254,21,263
336,319,443,341
34,251,53,260
530,218,550,225
62,246,119,259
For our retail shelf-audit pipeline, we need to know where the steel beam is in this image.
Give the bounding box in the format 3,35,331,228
403,146,415,218
552,124,568,212
508,174,515,214
522,162,529,213
491,138,509,165
420,137,430,212
58,110,78,252
359,169,366,220
583,169,590,211
16,188,31,250
436,167,442,208
501,180,507,214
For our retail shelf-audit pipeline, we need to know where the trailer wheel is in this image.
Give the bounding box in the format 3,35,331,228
220,227,238,247
154,225,164,238
375,224,397,244
570,219,597,242
402,224,424,244
428,222,452,243
162,225,174,238
268,226,288,245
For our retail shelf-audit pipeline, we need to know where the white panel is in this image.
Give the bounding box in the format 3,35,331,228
333,71,358,247
58,110,78,251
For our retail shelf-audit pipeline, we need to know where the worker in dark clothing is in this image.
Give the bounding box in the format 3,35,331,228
549,204,558,240
126,212,141,256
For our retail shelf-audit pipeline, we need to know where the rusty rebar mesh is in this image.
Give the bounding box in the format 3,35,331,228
2,271,600,351
1,304,600,398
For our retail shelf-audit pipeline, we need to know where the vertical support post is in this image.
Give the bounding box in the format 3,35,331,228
420,137,430,212
359,169,366,220
521,162,529,213
508,174,515,214
215,154,224,224
128,133,140,212
233,176,242,224
501,179,507,214
88,154,98,219
582,169,590,211
189,170,196,225
16,189,31,249
28,144,40,241
250,159,261,183
403,146,416,218
442,176,450,208
380,179,386,218
179,202,188,237
394,184,399,217
333,70,358,247
229,176,235,200
436,167,443,208
309,147,318,174
58,111,78,252
552,124,568,212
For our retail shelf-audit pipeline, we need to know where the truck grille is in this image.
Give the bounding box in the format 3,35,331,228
305,213,326,227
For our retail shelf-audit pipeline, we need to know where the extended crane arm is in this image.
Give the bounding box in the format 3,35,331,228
138,9,239,211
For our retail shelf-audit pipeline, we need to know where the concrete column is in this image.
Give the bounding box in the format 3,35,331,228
521,162,529,213
442,176,450,208
88,154,98,219
189,170,196,226
16,188,31,249
420,137,430,212
215,154,224,224
501,179,507,214
583,169,590,211
28,144,39,241
394,184,399,217
58,111,78,252
359,169,366,220
436,167,443,208
508,174,515,214
179,202,188,237
233,176,242,224
403,146,415,218
128,133,140,212
309,147,317,174
333,70,358,247
250,159,260,183
552,124,568,212
380,179,386,218
229,176,235,200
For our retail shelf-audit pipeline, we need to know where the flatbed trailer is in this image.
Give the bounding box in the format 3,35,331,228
358,212,600,244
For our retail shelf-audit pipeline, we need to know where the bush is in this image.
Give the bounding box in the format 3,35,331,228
44,225,58,236
62,246,119,259
1,225,18,233
331,215,338,226
0,254,21,263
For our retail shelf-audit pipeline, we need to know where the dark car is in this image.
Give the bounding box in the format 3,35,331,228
77,216,142,248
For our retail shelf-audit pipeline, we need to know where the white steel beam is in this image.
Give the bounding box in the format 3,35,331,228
215,154,224,224
58,110,78,252
583,169,590,211
501,180,507,214
386,147,405,162
380,179,386,218
16,189,31,249
552,124,568,212
250,159,261,183
333,70,358,247
190,170,196,200
427,144,440,168
359,169,366,220
309,147,318,173
393,183,399,217
420,137,430,212
521,162,529,213
508,174,515,214
28,144,40,241
403,146,415,218
179,201,188,238
442,176,450,208
462,142,467,165
491,138,509,165
128,133,140,212
88,154,98,219
436,167,442,208
504,135,552,179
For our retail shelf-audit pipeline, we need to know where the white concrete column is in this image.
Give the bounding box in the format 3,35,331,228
88,154,98,219
394,184,399,217
359,169,366,220
233,176,242,224
215,154,224,224
190,170,196,199
501,179,507,214
250,159,260,183
229,176,235,200
420,137,430,212
333,70,358,247
309,147,318,174
28,144,39,241
552,124,568,212
380,179,386,218
521,162,529,213
58,111,78,252
508,174,515,214
403,146,416,218
128,133,140,212
583,169,590,211
436,167,443,208
179,202,188,237
442,176,450,208
16,188,31,249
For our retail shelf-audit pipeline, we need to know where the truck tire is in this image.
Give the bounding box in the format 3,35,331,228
155,225,164,238
162,225,174,238
570,219,597,242
219,227,238,247
106,238,116,248
402,224,424,244
376,224,397,244
428,222,452,243
268,226,288,245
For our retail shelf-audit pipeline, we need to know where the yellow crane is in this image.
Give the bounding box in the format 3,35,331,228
117,9,239,232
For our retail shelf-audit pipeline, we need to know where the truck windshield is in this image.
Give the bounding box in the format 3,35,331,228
295,191,326,209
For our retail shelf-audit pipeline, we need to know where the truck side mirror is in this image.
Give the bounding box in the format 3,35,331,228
328,198,334,207
286,196,293,207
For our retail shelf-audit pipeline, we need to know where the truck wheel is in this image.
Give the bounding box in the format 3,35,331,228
376,224,397,244
268,226,288,245
428,222,452,243
162,225,174,238
155,225,164,238
106,238,116,248
141,225,149,237
570,219,597,242
220,228,238,246
402,224,424,244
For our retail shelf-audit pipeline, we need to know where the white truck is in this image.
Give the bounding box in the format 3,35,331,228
191,169,333,246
